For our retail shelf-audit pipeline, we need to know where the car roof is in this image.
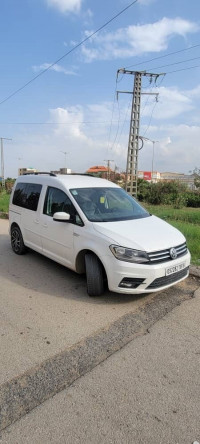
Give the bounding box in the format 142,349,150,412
15,174,119,189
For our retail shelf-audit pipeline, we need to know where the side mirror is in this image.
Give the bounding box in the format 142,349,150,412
53,212,70,222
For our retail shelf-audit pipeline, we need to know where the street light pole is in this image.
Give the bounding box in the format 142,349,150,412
140,137,159,182
60,151,69,171
1,137,12,188
151,140,158,182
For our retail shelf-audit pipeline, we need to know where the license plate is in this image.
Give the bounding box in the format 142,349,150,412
165,262,186,276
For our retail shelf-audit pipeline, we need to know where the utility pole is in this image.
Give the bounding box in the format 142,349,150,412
151,140,159,182
1,137,12,188
117,69,164,197
104,159,114,180
60,151,69,171
141,137,159,182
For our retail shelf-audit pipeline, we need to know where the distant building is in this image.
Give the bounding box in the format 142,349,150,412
51,168,72,175
18,167,72,176
137,170,197,189
18,167,38,176
160,172,196,190
138,171,160,183
86,165,115,180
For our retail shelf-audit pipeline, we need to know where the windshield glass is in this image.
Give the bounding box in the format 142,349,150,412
70,187,150,222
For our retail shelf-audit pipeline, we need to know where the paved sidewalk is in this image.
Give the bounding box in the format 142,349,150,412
1,287,200,444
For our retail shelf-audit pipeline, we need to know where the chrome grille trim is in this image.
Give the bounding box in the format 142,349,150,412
148,242,187,264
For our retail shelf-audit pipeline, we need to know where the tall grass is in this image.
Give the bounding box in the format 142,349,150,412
169,221,200,266
0,191,10,212
144,204,200,265
144,204,200,225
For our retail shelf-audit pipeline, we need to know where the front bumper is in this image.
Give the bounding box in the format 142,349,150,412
104,251,191,294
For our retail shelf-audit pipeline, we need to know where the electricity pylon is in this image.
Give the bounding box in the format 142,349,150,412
117,69,164,197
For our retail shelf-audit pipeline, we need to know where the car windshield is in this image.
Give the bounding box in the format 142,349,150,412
70,187,150,222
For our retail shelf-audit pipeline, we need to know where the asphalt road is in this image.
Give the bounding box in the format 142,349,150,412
1,285,200,444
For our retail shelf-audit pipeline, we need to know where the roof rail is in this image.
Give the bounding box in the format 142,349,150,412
23,172,57,176
64,173,94,177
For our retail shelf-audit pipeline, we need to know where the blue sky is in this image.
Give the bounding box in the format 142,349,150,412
1,0,200,177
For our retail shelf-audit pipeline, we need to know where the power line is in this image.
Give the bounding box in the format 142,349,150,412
124,43,200,69
148,55,200,71
106,76,119,153
109,94,121,151
0,0,138,107
142,100,158,138
166,64,200,74
0,121,128,125
111,96,132,151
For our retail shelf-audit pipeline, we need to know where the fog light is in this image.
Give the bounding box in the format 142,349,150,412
119,277,145,289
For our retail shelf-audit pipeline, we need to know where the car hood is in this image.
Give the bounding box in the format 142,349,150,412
92,215,185,252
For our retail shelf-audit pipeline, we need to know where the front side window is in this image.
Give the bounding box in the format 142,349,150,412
13,183,42,211
70,187,150,222
43,186,83,225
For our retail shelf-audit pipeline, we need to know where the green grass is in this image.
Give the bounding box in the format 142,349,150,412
144,204,200,265
0,191,10,213
144,204,200,225
169,221,200,265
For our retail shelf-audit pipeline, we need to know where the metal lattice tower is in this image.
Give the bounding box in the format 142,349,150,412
117,69,163,197
125,72,142,196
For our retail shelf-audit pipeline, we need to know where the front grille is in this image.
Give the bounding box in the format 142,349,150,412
148,242,188,264
147,267,189,289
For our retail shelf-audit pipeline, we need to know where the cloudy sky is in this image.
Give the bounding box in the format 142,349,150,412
0,0,200,177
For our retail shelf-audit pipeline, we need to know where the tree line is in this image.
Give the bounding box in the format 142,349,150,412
137,179,200,208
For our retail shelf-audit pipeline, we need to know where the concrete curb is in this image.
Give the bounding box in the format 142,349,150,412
190,265,200,278
0,279,199,432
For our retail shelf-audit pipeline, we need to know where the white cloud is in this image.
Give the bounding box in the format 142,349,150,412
138,123,200,173
5,103,121,177
46,0,81,14
32,63,77,76
82,8,93,25
141,86,194,120
5,98,200,178
49,106,88,141
187,84,200,99
81,18,198,61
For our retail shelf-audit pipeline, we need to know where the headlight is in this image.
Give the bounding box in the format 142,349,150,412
110,245,149,263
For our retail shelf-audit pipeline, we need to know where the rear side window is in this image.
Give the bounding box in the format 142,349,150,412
12,182,42,211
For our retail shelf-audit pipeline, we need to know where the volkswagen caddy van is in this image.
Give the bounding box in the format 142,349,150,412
9,173,190,296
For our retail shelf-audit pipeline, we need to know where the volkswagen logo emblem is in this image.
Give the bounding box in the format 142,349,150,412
170,247,177,260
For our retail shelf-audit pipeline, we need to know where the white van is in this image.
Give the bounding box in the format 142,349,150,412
9,173,190,296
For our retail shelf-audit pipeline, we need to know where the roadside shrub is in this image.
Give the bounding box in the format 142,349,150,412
137,180,188,207
172,194,188,209
137,179,151,202
185,191,200,208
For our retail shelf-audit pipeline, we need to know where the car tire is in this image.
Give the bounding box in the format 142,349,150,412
85,253,105,297
11,225,27,255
